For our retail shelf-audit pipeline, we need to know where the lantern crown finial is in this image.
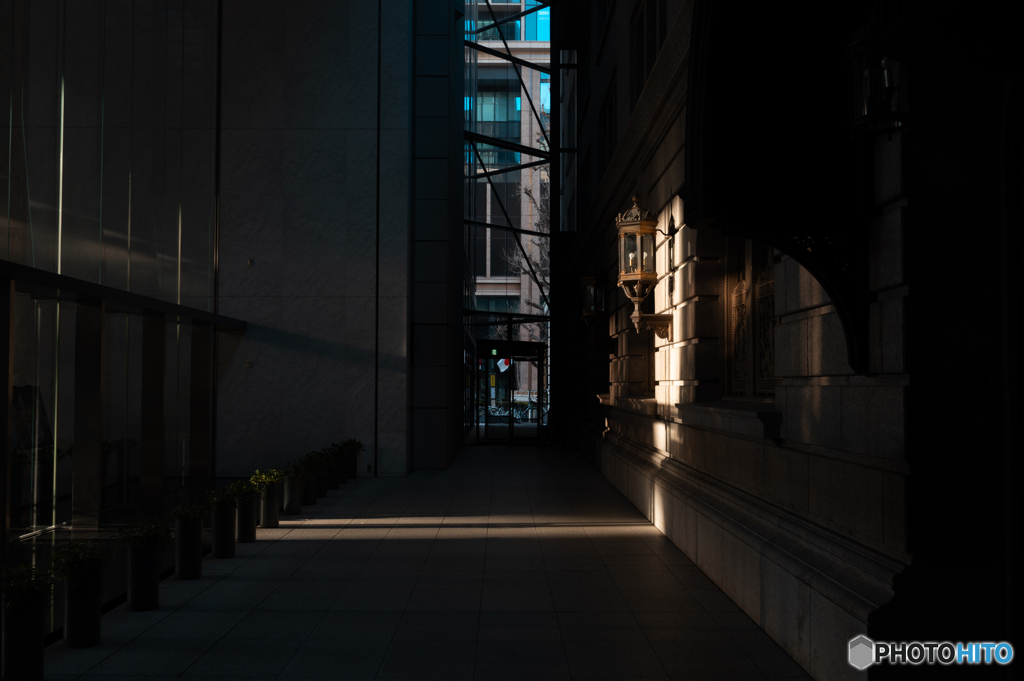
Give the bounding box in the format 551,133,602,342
617,195,651,224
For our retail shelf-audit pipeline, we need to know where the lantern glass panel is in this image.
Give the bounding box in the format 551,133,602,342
585,284,595,312
641,233,656,274
620,234,640,274
595,285,604,312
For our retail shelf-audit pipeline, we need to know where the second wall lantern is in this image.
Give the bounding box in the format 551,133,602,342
617,196,673,341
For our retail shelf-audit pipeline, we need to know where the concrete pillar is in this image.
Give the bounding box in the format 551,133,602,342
72,300,105,527
140,311,165,516
188,323,212,498
0,279,13,561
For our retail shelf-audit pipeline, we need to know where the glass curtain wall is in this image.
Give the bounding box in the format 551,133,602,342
2,0,217,559
464,0,551,440
2,0,217,305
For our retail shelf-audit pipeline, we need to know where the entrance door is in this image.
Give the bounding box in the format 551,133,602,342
475,340,546,444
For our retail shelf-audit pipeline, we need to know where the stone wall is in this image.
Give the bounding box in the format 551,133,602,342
562,1,912,679
217,1,412,476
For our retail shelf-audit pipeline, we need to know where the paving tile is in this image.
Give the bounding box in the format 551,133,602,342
331,576,417,611
277,638,391,677
481,570,554,612
224,609,327,640
394,611,479,640
558,611,646,640
620,587,704,613
84,638,213,676
180,637,303,677
738,638,811,677
689,588,742,613
306,610,401,641
475,640,571,678
376,639,477,677
406,571,483,612
563,639,669,679
477,611,562,641
633,610,731,641
42,449,806,681
651,639,766,678
137,610,247,639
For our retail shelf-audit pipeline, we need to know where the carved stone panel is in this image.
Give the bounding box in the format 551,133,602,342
727,238,777,397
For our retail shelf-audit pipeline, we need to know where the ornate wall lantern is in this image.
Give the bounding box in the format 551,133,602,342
582,276,605,318
616,196,673,340
847,24,906,137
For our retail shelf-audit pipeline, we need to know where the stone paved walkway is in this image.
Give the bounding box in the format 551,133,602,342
45,445,810,680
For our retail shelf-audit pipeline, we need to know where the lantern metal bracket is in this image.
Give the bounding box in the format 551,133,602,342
618,281,673,342
637,313,673,341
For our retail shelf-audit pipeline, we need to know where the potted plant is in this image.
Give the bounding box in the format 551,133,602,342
231,480,259,543
344,438,363,479
324,445,339,490
300,454,318,506
118,517,172,611
50,542,113,647
252,469,282,528
1,564,52,680
170,500,209,580
329,441,348,485
281,460,303,516
208,489,237,558
313,449,329,498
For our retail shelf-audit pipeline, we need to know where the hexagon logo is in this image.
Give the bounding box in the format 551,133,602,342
848,635,875,670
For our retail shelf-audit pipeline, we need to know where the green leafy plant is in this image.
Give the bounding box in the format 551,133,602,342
228,479,258,500
170,500,211,522
50,542,114,584
1,564,54,608
207,488,237,510
117,516,173,548
251,469,281,491
280,459,302,478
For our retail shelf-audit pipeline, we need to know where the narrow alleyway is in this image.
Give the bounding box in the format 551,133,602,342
45,446,809,680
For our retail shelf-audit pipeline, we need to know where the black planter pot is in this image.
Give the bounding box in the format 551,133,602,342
237,494,257,543
302,475,317,505
175,517,203,580
127,539,162,610
326,460,339,489
64,563,103,647
211,506,236,558
315,468,328,498
282,476,302,515
347,449,357,479
261,485,280,528
337,458,348,485
2,592,45,680
276,480,284,512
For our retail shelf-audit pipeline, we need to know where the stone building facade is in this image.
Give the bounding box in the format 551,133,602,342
553,0,1021,679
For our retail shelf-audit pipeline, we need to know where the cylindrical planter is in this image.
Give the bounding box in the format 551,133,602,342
301,475,317,505
127,539,161,610
282,476,302,515
64,563,103,647
261,484,280,528
276,480,284,512
175,517,203,580
211,506,236,558
2,592,45,680
336,458,348,485
326,460,339,489
347,449,357,479
315,468,328,498
237,494,257,543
